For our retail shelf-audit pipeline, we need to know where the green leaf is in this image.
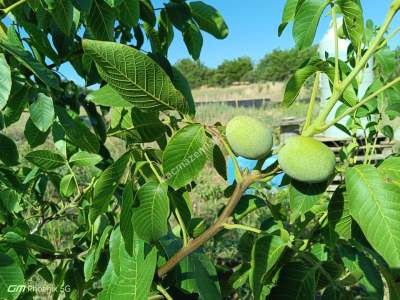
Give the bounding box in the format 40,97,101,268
25,150,65,170
183,20,203,60
378,156,400,187
292,0,329,49
327,187,352,240
99,227,157,300
55,106,100,153
86,85,133,107
26,234,55,253
289,180,326,223
91,153,130,221
118,0,140,27
69,151,102,167
269,261,317,299
104,0,123,7
233,195,266,221
132,182,170,242
279,0,300,36
0,37,59,89
131,108,166,142
283,58,319,107
139,0,156,26
346,165,400,268
87,0,115,41
165,2,191,31
189,1,228,39
0,133,19,166
84,225,112,281
337,0,364,49
45,0,74,35
82,39,189,113
120,182,136,256
250,234,286,300
375,47,396,74
338,244,383,299
29,93,54,132
0,53,11,110
0,252,24,300
0,189,21,213
24,118,50,148
60,174,76,197
171,66,196,116
162,124,208,189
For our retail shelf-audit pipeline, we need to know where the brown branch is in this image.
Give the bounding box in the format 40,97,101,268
157,172,258,278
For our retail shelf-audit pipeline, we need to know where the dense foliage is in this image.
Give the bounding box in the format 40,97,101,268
0,0,399,300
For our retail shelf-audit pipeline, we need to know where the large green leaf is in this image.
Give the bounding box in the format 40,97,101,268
189,1,228,39
132,181,170,242
87,0,115,41
171,66,196,116
24,118,50,148
82,39,189,113
0,37,59,89
346,165,400,268
99,227,157,300
292,0,329,49
29,93,54,132
0,53,11,110
0,252,24,300
337,0,364,49
268,261,316,299
250,234,286,300
55,106,100,153
91,153,130,221
0,133,19,166
25,150,65,170
162,124,208,189
120,182,136,256
60,174,76,197
45,0,74,35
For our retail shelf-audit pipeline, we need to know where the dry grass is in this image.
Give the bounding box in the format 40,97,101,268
192,82,310,103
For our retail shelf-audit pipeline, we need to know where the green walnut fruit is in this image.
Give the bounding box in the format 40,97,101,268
226,115,273,160
278,136,336,183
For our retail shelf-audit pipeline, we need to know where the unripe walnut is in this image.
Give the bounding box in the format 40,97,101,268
226,116,273,160
278,136,336,183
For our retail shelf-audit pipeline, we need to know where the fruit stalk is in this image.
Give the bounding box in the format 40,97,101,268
157,172,258,278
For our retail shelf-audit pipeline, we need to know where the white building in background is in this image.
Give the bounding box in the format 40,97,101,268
318,17,374,138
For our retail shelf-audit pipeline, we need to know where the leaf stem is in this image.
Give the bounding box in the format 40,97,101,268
332,5,340,89
1,0,28,15
321,76,400,131
303,72,320,133
223,223,261,234
144,152,163,183
155,285,173,300
157,172,259,278
170,197,189,246
303,4,399,136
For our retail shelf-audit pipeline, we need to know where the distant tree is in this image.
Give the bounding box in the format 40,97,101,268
174,59,211,88
252,46,317,82
211,56,253,86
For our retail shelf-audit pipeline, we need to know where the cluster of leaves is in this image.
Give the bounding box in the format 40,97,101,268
0,0,399,300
